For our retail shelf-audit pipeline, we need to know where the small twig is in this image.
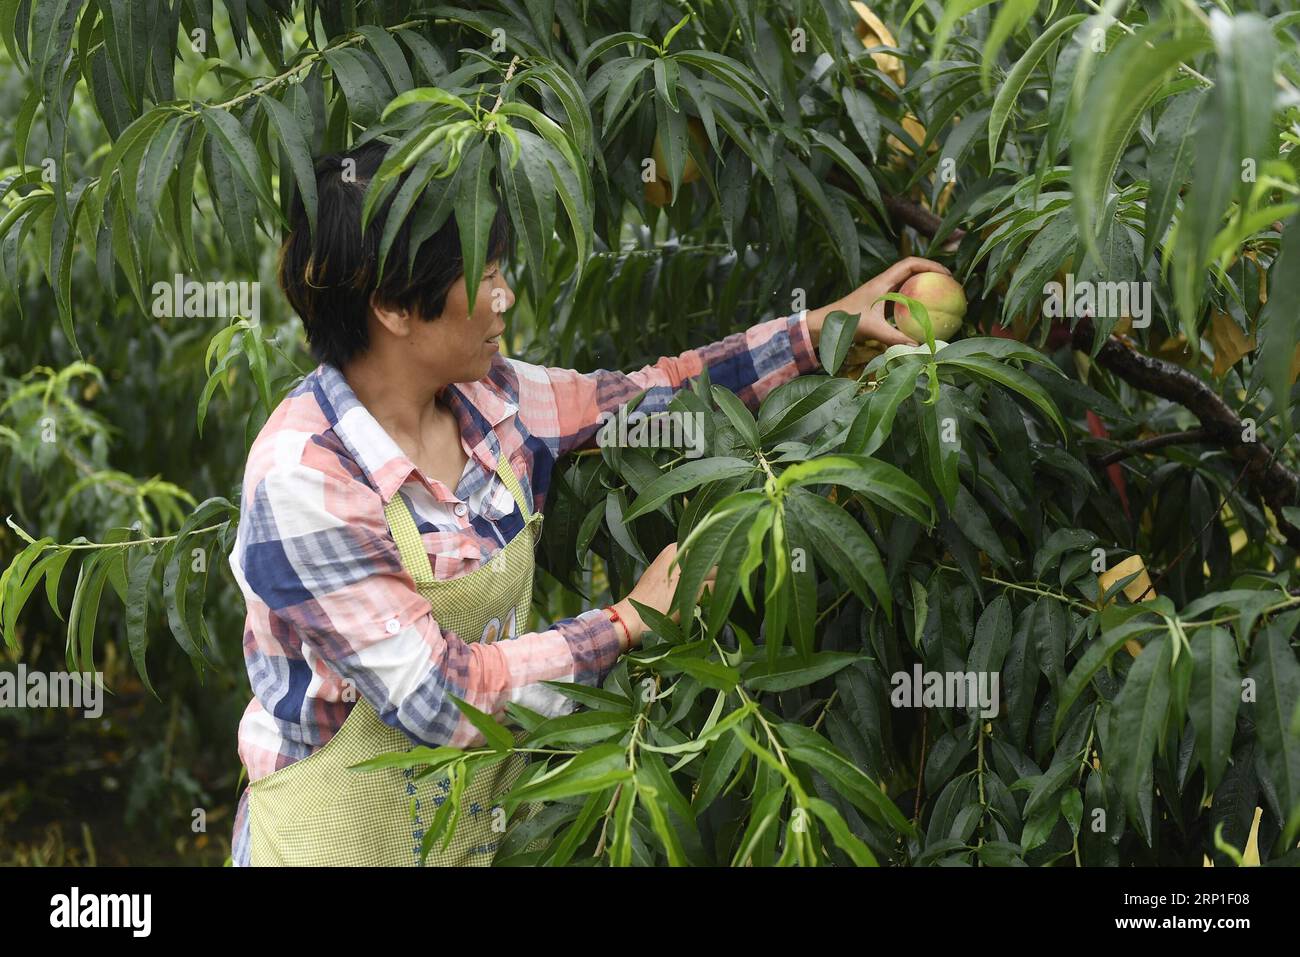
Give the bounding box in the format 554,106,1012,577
488,55,522,117
1094,427,1216,467
810,689,839,733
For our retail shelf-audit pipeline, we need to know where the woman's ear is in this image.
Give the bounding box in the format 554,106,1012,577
369,292,412,337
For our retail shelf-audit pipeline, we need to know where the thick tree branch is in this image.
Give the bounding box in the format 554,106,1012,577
1072,318,1300,549
883,192,944,237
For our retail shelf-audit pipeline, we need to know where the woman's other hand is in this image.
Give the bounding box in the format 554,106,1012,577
610,543,717,650
805,257,954,350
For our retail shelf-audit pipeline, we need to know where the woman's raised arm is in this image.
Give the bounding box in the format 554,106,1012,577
505,257,953,459
508,312,822,459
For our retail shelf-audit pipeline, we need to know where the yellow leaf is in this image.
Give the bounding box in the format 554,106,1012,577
850,2,906,85
887,114,933,160
1098,554,1156,657
1099,554,1156,604
1208,311,1255,378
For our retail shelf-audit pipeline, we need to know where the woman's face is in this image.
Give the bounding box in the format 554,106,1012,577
413,259,516,383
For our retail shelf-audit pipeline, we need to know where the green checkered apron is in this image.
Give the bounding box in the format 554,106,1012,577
248,452,548,866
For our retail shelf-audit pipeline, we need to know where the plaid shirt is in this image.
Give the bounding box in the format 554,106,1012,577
229,311,819,864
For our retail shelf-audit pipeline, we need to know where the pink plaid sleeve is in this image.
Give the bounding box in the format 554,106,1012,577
230,441,624,751
507,312,821,457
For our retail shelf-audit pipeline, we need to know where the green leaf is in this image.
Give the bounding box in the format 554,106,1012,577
920,389,959,509
784,519,817,660
382,86,474,121
323,47,389,126
524,710,634,748
1249,616,1300,849
980,0,1036,91
261,94,318,238
1032,596,1068,691
505,742,632,807
637,774,687,865
845,357,924,456
1143,90,1204,264
952,485,1013,571
1,537,54,649
1257,213,1300,444
807,797,878,865
931,0,998,63
447,693,517,752
161,540,204,663
1172,13,1274,344
1071,26,1209,256
639,701,756,756
938,355,1068,439
1033,529,1099,581
1190,626,1241,793
540,681,634,714
842,88,880,162
496,100,592,224
498,128,556,302
967,594,1014,678
731,785,786,866
744,650,860,693
692,728,747,809
758,377,856,444
1021,756,1077,820
711,386,760,450
576,31,655,74
100,0,150,112
199,107,283,225
544,789,608,866
452,137,496,316
124,548,159,698
778,722,914,835
785,488,891,619
1055,609,1165,739
1110,633,1173,839
988,14,1087,165
70,552,110,678
623,456,755,521
661,654,740,692
356,25,414,93
777,454,934,526
807,130,884,221
816,309,858,376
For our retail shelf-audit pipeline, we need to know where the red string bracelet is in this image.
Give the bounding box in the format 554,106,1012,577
604,605,631,649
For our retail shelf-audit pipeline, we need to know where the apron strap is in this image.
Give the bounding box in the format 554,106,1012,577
383,452,537,585
384,494,435,583
492,452,533,521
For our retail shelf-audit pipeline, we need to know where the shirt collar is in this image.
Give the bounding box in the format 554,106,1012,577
309,362,518,504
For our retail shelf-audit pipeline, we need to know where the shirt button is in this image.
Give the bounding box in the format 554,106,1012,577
385,618,401,635
454,503,468,517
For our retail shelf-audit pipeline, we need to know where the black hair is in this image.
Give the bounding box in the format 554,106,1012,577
277,138,513,369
